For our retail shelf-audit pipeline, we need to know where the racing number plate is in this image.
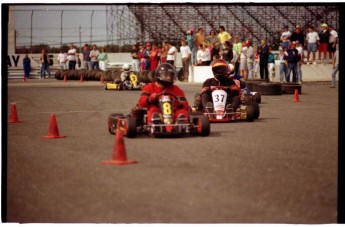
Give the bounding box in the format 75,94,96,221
160,95,173,125
212,89,227,119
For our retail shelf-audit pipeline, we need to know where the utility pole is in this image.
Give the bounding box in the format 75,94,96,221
30,10,34,52
61,10,63,47
90,10,94,45
79,25,82,53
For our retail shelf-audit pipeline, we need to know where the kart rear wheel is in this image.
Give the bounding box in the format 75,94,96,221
245,105,255,122
123,117,137,138
197,115,210,137
253,92,261,104
108,113,125,134
249,102,260,119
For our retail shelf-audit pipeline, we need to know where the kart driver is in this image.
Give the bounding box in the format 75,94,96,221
199,59,240,112
136,63,189,124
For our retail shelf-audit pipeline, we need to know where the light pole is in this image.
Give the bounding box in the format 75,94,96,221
61,10,63,47
30,10,34,52
90,10,94,45
79,25,82,53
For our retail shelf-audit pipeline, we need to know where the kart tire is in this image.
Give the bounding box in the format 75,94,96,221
108,113,125,134
197,115,210,137
123,117,137,138
232,96,242,110
281,82,302,94
146,70,155,82
246,79,269,91
242,94,252,104
245,104,255,122
255,82,282,95
177,68,184,81
249,102,260,119
253,92,262,103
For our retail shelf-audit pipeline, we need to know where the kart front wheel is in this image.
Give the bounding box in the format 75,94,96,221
108,113,125,134
197,115,210,137
245,105,255,122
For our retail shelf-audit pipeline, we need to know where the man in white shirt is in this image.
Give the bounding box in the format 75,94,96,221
180,39,192,82
306,25,319,65
67,44,77,70
280,25,291,49
166,41,177,66
328,25,338,63
90,44,100,70
196,44,211,66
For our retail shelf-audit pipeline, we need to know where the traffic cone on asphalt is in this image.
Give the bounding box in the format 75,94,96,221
42,114,66,139
100,75,104,84
8,103,21,123
292,89,301,102
64,74,67,82
102,129,138,165
80,74,84,83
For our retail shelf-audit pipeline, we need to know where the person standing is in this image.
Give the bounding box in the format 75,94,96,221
318,23,330,64
258,40,269,80
328,24,338,63
98,47,108,71
295,41,304,83
330,49,339,88
180,39,192,82
23,53,31,79
246,40,254,79
284,41,301,83
278,45,287,82
306,25,319,65
130,44,140,72
143,42,152,70
90,44,100,70
280,25,291,49
67,44,77,70
82,44,91,70
239,41,248,80
221,41,233,64
57,48,67,70
232,37,242,75
268,46,275,82
217,25,232,48
166,41,177,66
186,28,196,65
290,25,305,47
150,44,159,71
40,48,51,79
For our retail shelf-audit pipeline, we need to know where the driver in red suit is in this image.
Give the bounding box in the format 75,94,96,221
137,63,189,124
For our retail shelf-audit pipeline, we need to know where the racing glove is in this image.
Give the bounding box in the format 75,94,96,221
148,93,159,104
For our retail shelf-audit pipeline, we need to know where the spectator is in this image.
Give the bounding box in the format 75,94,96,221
221,41,233,64
90,44,100,70
278,45,287,82
290,25,305,47
150,44,160,71
295,41,304,83
217,25,232,49
186,28,196,65
40,48,51,79
138,43,146,71
23,53,31,79
246,40,255,79
318,23,330,64
57,48,67,70
306,25,319,65
67,44,77,70
196,44,211,66
166,41,177,66
232,37,242,75
258,39,269,80
240,41,248,80
98,47,108,71
131,44,140,72
284,41,301,83
330,49,339,88
194,28,205,64
253,45,260,78
76,54,81,69
180,39,192,82
328,24,338,63
206,29,219,48
280,25,291,49
268,46,275,82
160,42,168,64
211,43,221,62
143,42,152,70
82,44,91,70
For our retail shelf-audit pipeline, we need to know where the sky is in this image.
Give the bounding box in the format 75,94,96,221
13,5,109,48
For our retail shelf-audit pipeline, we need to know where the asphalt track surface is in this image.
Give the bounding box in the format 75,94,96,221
5,78,338,224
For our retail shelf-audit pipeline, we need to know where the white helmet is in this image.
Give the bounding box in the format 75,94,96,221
122,63,130,71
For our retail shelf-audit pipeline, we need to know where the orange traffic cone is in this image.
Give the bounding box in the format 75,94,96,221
23,75,27,82
100,75,104,84
8,103,21,123
42,114,66,139
80,74,84,83
102,129,137,165
64,74,67,82
292,89,301,102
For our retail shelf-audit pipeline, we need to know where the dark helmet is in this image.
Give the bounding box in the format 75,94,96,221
211,59,229,79
155,63,176,86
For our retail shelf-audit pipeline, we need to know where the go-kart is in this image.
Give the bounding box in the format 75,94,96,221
190,86,259,123
108,92,210,138
105,72,145,90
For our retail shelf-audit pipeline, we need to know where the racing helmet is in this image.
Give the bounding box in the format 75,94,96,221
155,63,176,87
211,59,229,79
228,63,235,75
122,63,130,71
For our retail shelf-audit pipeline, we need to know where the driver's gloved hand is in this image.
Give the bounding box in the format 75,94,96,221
148,93,159,104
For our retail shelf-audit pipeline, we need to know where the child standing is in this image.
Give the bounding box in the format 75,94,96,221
268,46,275,82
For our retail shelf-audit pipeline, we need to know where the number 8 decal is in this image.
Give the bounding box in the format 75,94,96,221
163,102,172,115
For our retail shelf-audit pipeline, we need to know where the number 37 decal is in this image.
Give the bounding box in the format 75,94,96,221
214,94,225,102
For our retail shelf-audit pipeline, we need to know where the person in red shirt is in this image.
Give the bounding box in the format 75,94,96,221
150,44,160,71
137,63,189,124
